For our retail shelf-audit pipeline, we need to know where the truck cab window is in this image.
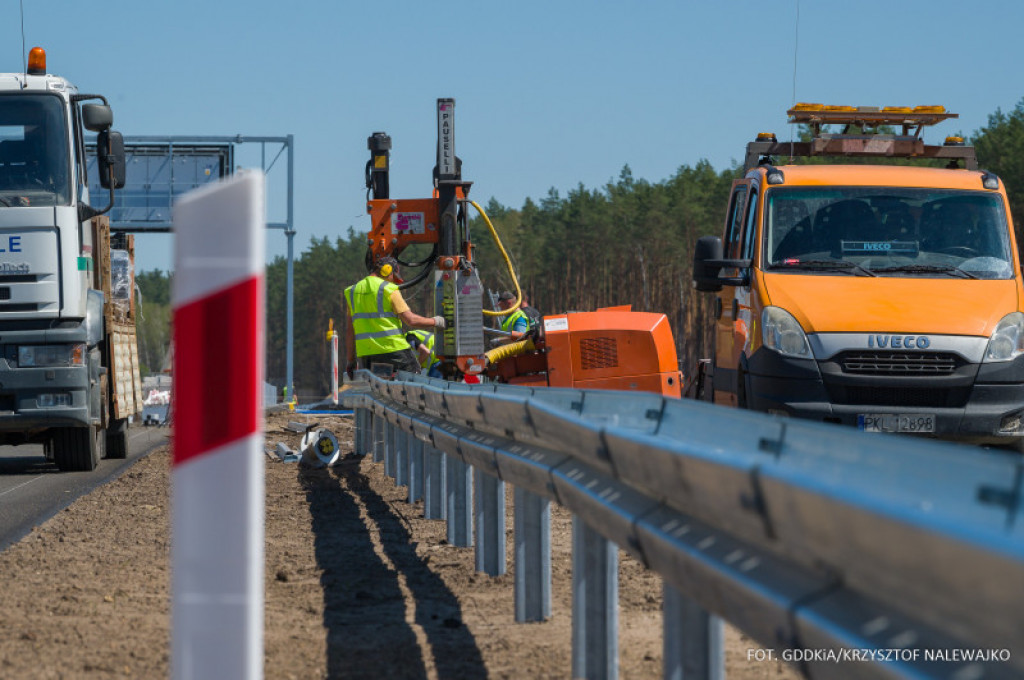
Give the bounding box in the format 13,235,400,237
765,187,1012,279
724,186,748,258
741,188,758,260
0,94,71,207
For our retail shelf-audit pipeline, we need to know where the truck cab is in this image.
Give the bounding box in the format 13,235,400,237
694,105,1024,450
0,47,135,470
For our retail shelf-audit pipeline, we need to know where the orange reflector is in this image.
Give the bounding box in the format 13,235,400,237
913,105,946,114
27,47,46,75
791,102,823,111
881,106,912,113
756,132,777,142
823,105,856,112
944,136,965,145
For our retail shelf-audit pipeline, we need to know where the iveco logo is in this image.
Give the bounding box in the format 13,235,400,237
868,335,930,349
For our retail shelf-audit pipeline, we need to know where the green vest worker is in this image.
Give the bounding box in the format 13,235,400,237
344,256,445,378
407,329,442,378
493,290,532,346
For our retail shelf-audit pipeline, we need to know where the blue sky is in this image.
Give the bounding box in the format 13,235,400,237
7,1,1024,273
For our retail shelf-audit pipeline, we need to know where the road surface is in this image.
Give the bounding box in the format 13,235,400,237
0,424,168,550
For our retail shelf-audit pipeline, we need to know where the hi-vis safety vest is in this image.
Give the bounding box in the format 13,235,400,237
409,329,440,369
501,309,529,333
344,276,410,357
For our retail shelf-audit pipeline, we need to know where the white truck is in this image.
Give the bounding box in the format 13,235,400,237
0,47,143,470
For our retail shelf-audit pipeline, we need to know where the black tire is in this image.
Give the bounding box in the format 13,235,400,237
106,418,129,459
53,426,100,472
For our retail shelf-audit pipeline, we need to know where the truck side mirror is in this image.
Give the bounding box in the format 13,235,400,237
693,236,725,292
97,130,125,190
81,104,113,132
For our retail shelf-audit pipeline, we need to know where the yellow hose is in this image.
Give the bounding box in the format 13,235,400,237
469,200,523,317
484,338,536,365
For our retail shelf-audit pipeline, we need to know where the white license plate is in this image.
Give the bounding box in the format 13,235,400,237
858,413,935,433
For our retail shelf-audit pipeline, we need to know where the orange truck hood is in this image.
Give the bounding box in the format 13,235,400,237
762,273,1021,336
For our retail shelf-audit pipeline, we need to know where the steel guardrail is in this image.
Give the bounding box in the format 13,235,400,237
342,371,1024,679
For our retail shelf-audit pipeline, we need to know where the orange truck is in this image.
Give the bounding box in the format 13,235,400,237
692,104,1024,450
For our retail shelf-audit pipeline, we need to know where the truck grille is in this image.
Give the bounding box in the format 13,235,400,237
580,337,618,370
838,351,959,376
826,384,970,408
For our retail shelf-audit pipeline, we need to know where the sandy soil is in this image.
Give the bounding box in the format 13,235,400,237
0,411,800,679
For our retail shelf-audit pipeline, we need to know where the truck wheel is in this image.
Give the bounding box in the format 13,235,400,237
106,418,129,459
53,426,101,472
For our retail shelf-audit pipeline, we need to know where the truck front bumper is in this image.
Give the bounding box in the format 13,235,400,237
0,363,91,434
746,348,1024,447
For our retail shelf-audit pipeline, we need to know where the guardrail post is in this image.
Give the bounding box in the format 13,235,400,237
446,455,473,547
424,446,446,520
395,428,409,488
514,488,551,622
408,436,424,504
663,583,724,680
354,409,367,455
474,469,506,576
572,516,618,680
385,423,397,479
372,413,384,463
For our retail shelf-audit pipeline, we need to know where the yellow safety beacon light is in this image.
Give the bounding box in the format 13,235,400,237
27,47,46,75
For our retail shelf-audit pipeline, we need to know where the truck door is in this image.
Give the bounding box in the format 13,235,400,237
732,182,759,405
713,180,751,406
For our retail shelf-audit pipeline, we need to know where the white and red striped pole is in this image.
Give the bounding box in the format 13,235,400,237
328,319,338,404
171,171,266,680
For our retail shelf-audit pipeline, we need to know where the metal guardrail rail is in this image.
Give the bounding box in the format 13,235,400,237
341,370,1024,680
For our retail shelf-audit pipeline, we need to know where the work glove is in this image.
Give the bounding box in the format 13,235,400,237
433,315,446,329
346,360,357,380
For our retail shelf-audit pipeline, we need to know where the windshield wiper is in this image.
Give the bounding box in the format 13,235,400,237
769,259,876,277
872,264,978,279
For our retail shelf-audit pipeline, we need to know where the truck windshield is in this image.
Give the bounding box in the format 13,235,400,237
0,94,71,207
764,187,1013,279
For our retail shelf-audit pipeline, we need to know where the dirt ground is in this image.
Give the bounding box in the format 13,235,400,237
0,411,800,679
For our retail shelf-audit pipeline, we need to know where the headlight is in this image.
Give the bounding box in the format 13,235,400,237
762,306,812,358
18,344,85,367
984,312,1024,362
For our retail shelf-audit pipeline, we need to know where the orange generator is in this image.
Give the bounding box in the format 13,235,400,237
485,306,683,397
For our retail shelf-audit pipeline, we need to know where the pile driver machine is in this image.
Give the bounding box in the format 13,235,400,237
361,98,682,397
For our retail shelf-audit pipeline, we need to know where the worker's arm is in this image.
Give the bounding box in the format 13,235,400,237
391,289,444,329
344,294,357,376
497,316,530,343
346,318,355,364
398,309,442,329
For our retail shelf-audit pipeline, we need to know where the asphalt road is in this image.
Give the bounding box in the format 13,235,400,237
0,424,169,551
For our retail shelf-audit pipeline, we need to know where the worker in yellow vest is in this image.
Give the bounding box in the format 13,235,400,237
491,290,532,346
344,256,444,378
407,329,442,378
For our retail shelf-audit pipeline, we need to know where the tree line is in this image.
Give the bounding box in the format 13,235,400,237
137,98,1024,398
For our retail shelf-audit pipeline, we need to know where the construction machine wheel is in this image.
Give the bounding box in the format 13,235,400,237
106,418,129,459
53,425,102,472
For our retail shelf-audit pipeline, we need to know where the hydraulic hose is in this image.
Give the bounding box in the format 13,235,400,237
469,200,523,317
484,337,536,365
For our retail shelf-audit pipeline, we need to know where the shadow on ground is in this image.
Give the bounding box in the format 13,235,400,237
302,453,486,679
